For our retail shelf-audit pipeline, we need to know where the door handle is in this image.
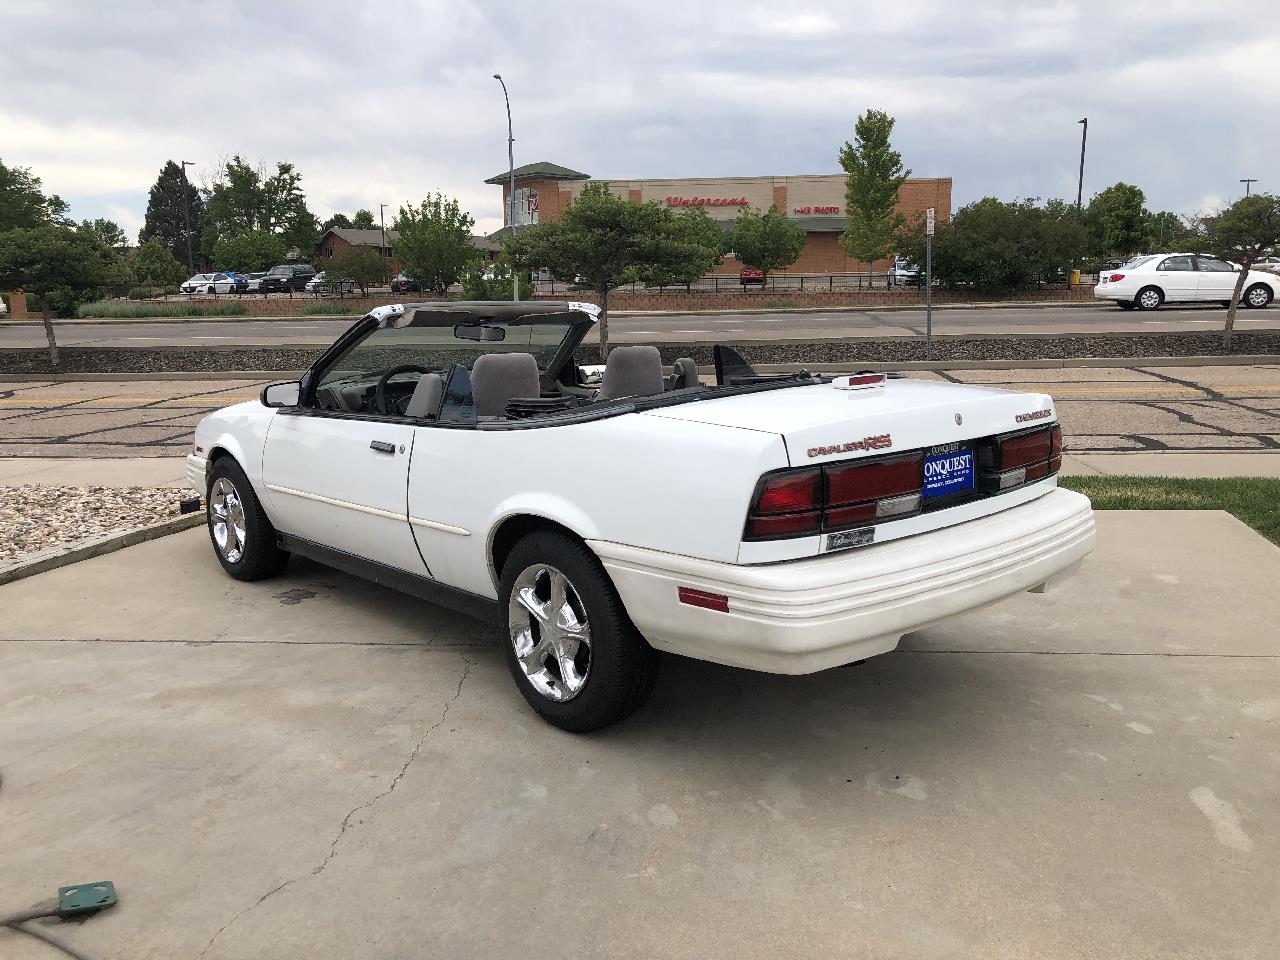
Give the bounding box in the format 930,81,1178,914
369,440,396,454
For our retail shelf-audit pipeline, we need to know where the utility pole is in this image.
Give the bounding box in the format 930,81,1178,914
1075,118,1088,211
493,73,518,301
1241,178,1257,197
378,203,389,287
179,160,196,274
925,207,935,361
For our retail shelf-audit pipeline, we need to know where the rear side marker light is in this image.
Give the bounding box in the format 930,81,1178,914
678,587,729,612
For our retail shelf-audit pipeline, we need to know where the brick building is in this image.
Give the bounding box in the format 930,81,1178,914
316,228,501,276
484,162,951,274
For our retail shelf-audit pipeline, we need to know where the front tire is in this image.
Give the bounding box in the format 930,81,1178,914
1135,286,1163,311
206,457,289,581
499,530,659,732
1244,283,1273,309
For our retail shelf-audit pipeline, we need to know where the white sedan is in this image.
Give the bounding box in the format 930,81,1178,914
1094,253,1279,310
187,301,1095,730
180,273,242,294
305,271,356,294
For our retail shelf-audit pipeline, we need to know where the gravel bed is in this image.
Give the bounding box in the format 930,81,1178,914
0,485,188,565
1,331,1277,375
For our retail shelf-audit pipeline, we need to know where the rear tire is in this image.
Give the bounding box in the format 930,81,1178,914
1117,301,1136,311
1244,283,1273,309
1134,286,1163,311
206,457,289,581
499,530,659,732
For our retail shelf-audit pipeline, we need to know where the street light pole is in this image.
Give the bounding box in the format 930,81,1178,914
1241,178,1257,197
493,73,518,302
179,160,196,273
1075,118,1088,211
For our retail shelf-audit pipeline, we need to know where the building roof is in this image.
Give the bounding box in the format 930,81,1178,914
319,228,499,252
483,162,590,185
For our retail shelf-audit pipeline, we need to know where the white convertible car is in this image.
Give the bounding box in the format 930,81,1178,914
187,301,1095,731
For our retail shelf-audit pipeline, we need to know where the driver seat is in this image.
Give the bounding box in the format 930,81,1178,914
471,352,540,417
404,373,444,420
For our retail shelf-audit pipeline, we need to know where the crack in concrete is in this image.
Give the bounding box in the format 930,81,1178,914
195,656,472,959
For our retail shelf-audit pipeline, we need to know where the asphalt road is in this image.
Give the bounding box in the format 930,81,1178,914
3,364,1276,458
2,304,1278,348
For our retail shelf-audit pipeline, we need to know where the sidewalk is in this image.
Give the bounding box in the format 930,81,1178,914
2,452,1280,488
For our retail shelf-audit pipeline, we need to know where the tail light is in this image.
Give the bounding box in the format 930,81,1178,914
744,453,923,541
1108,273,1125,282
980,424,1061,491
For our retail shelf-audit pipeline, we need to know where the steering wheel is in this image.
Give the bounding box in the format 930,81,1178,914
374,364,435,416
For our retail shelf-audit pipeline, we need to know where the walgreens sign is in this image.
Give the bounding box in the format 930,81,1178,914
665,196,749,208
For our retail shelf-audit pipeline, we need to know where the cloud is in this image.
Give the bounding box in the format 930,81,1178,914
0,0,1275,238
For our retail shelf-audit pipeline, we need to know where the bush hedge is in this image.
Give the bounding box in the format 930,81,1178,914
76,301,248,319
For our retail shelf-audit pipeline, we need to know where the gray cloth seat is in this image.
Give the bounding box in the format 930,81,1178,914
470,352,540,417
404,372,444,419
598,345,664,401
670,357,699,390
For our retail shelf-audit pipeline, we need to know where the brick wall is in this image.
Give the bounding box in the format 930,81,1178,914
176,284,1095,317
317,234,400,275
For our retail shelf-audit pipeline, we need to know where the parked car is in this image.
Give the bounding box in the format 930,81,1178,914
0,295,8,318
244,272,269,292
1094,253,1279,310
306,271,356,294
1252,255,1280,274
180,273,244,294
187,300,1095,731
391,273,423,293
740,267,765,286
258,264,317,293
889,256,921,285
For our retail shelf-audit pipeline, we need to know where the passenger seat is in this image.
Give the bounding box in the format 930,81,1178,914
598,345,664,401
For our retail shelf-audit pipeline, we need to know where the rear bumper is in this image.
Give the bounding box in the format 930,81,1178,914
590,487,1095,675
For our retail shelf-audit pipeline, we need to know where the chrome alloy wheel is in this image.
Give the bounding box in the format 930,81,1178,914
1246,285,1270,307
1138,288,1161,309
508,563,592,702
209,476,247,564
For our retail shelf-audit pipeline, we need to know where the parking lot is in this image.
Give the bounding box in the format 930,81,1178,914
2,364,1277,457
2,509,1277,958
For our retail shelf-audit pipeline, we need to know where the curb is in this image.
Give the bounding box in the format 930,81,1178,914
0,355,1277,383
0,512,203,587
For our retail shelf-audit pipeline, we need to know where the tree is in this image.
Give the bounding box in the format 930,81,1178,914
352,209,376,230
1085,182,1150,259
1145,209,1193,251
139,160,204,270
507,183,707,354
80,218,127,251
839,109,911,283
0,158,69,229
0,226,129,364
321,245,389,295
727,205,806,280
1204,193,1280,350
211,229,288,273
460,258,532,300
322,213,353,232
636,206,725,289
898,196,1086,292
201,156,320,259
393,192,479,295
131,237,187,288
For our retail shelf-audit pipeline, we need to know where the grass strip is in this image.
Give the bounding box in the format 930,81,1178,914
1059,475,1280,545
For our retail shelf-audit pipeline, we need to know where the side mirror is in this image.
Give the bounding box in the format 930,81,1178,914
261,381,300,407
577,364,605,387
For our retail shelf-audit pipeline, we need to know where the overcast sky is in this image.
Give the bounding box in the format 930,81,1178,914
2,0,1275,240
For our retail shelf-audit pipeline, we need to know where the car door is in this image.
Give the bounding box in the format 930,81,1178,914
1195,256,1240,301
261,411,426,573
1153,255,1197,301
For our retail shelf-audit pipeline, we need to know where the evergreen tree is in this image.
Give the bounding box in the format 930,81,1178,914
140,160,204,270
839,109,911,283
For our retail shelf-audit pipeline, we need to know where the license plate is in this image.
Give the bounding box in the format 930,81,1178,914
923,444,974,499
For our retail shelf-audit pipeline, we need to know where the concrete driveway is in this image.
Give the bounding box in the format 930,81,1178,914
1,512,1277,958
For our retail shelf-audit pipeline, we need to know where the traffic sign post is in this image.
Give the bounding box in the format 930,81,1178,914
925,207,935,360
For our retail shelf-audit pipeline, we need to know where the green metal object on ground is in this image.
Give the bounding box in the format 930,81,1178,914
57,881,116,916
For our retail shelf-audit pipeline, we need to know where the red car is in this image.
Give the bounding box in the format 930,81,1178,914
740,268,765,286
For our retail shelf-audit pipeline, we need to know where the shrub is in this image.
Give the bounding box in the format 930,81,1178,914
75,300,246,319
300,303,359,315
